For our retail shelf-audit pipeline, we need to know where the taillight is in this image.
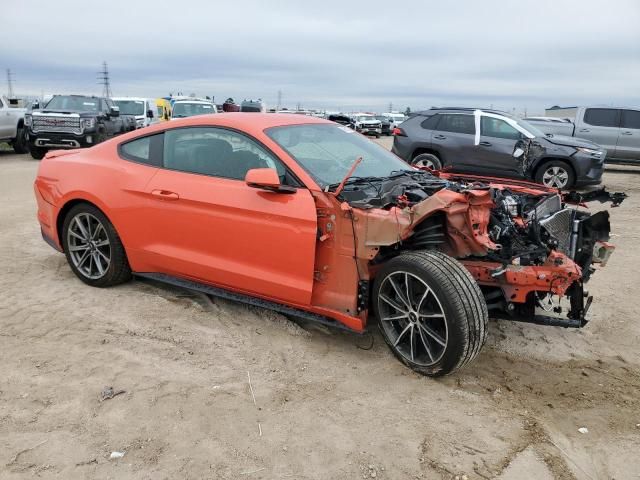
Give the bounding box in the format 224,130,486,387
392,127,407,136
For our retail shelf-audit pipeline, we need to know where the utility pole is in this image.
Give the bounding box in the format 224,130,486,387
277,90,282,111
6,69,15,98
97,61,112,98
388,102,393,113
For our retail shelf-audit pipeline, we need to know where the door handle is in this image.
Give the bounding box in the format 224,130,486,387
479,141,492,147
621,131,633,135
434,134,447,140
151,189,180,200
578,128,590,132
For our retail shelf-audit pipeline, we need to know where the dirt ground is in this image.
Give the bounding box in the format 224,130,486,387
1,143,639,480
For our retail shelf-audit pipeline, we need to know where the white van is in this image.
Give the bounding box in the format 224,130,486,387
171,100,218,119
382,112,407,130
113,97,159,128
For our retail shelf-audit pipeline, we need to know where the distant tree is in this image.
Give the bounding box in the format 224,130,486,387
404,107,411,116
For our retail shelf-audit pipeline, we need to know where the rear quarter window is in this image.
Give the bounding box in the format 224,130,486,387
420,115,441,130
119,133,164,167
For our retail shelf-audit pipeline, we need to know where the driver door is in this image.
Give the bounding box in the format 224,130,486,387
141,126,318,306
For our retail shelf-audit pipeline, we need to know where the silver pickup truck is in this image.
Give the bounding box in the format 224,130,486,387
0,96,28,153
526,106,640,164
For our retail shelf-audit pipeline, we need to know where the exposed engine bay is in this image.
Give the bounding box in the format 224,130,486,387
337,170,626,328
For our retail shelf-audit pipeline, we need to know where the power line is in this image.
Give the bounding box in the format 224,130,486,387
97,61,112,98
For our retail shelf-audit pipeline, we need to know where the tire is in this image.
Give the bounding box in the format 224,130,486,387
373,251,488,376
29,146,47,160
12,127,28,154
412,153,442,170
61,203,131,288
535,160,575,189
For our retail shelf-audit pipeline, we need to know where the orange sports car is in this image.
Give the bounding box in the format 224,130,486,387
34,114,624,376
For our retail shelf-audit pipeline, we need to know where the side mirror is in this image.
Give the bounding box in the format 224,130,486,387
245,168,295,194
109,106,120,117
31,100,40,110
147,109,154,118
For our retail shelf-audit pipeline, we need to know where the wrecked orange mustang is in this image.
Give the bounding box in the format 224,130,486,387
34,114,626,375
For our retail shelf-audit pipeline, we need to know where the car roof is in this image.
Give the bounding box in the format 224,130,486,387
415,107,511,117
139,112,331,133
173,99,215,104
113,97,150,102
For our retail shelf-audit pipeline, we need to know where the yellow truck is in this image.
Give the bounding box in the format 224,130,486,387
155,98,172,121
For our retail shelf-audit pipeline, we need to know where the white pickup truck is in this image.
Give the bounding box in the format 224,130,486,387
0,96,28,153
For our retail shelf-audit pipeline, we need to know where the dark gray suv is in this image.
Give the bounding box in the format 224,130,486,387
392,108,606,188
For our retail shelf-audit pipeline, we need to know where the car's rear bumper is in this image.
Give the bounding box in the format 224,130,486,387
33,181,62,251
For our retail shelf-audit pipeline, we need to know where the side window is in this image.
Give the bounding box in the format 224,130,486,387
163,127,294,183
481,117,521,140
621,110,640,130
436,114,474,134
420,114,441,130
584,108,620,127
119,134,163,167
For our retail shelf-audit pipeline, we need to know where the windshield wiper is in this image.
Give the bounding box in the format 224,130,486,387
330,156,363,197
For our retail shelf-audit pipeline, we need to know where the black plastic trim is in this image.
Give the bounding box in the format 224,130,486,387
135,272,362,334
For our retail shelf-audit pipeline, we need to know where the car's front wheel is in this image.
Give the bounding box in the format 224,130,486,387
29,146,47,160
13,127,28,154
62,203,131,287
412,153,442,170
373,251,488,376
535,160,575,189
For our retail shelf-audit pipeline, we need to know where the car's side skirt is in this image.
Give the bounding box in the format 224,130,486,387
135,272,364,334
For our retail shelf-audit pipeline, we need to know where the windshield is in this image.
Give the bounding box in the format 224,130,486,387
266,124,414,187
44,96,99,112
114,100,145,116
516,118,547,137
356,116,374,122
374,116,387,122
172,102,215,118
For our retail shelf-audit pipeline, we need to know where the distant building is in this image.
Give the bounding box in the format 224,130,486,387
545,105,578,118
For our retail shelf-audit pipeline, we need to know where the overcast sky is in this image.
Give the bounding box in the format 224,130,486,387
3,0,639,114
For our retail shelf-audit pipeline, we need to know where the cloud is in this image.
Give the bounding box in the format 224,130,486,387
2,0,639,113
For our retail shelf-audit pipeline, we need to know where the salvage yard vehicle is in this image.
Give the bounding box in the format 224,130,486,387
114,97,159,129
156,98,172,121
0,95,28,153
171,99,217,119
374,115,392,135
352,113,382,137
526,106,640,164
382,112,406,130
34,114,625,376
393,108,606,189
25,95,123,159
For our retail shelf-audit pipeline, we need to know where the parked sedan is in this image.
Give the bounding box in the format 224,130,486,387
34,114,622,376
393,108,606,188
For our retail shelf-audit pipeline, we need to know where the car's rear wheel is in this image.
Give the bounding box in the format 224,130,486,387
412,153,442,170
373,251,488,376
62,203,131,287
536,160,575,189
